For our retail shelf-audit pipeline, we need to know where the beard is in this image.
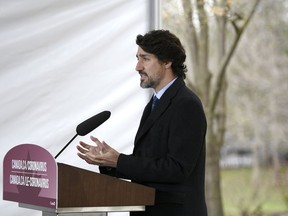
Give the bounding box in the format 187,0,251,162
139,71,159,89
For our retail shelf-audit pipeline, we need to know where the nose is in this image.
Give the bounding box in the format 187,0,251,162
135,60,143,72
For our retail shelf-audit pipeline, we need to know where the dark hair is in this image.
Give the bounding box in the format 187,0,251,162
136,29,187,79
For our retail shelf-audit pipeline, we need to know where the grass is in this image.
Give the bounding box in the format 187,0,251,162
221,166,288,216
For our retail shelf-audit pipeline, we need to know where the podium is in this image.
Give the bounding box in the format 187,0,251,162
3,144,155,216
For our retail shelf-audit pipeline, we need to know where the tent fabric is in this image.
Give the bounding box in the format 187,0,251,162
0,0,156,215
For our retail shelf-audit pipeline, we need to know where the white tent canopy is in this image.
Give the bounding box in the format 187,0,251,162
0,0,160,215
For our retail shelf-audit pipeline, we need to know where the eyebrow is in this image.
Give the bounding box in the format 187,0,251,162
136,53,152,58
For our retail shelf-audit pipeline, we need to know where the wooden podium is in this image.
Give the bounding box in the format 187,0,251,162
20,163,155,216
3,144,154,215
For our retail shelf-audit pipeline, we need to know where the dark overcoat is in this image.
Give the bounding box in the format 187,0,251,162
101,78,207,216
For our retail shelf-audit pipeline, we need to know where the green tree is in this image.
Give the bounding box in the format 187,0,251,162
162,0,260,215
226,0,288,187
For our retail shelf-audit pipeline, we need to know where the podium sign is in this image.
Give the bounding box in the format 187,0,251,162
3,144,57,209
3,144,155,215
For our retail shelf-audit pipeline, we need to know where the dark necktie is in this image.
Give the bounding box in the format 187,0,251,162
151,95,159,111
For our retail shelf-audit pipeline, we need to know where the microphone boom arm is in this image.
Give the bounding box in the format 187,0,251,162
55,134,78,159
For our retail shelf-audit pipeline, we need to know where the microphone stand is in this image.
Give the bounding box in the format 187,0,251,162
55,134,78,159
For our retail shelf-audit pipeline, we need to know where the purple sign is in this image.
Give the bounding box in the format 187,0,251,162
3,144,57,209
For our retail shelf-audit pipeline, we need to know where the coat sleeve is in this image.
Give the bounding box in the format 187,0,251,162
115,97,207,183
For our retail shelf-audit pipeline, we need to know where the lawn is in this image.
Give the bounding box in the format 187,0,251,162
221,166,288,216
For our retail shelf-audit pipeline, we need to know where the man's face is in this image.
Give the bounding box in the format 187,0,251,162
135,47,166,91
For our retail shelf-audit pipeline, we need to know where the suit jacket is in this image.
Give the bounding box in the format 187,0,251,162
100,78,207,216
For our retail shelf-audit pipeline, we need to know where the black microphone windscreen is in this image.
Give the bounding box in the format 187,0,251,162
76,111,111,136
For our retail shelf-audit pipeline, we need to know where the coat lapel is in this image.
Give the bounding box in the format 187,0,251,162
134,78,185,145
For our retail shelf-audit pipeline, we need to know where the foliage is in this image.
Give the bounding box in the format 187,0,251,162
221,167,288,216
162,1,261,215
162,0,288,216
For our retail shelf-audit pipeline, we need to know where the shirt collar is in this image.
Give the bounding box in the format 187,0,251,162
154,77,177,99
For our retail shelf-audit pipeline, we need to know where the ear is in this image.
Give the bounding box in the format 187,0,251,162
164,61,172,69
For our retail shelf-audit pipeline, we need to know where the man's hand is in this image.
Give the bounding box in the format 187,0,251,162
77,136,120,168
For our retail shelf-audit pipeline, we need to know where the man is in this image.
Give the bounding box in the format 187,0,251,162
77,29,207,216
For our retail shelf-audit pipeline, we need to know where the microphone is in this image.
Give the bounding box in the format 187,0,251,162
76,111,111,136
55,111,111,159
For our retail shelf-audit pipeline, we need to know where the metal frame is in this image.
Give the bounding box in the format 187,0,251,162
19,203,145,216
148,0,162,30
